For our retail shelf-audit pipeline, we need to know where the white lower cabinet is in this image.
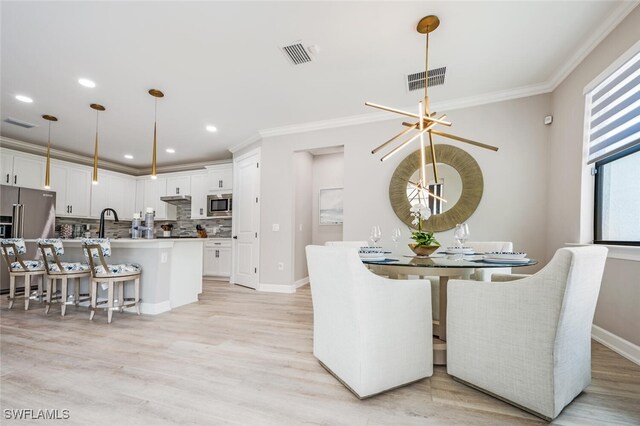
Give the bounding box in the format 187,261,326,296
203,240,232,278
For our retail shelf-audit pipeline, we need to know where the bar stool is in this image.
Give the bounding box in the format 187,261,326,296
82,238,141,323
0,238,46,310
37,238,91,316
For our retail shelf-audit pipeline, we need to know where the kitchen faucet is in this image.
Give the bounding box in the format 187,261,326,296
98,208,119,238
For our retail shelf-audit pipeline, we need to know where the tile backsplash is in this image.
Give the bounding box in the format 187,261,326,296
56,204,231,239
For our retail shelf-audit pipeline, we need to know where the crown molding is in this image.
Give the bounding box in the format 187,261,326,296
0,136,231,176
228,133,262,154
547,1,639,92
257,81,554,140
0,136,141,175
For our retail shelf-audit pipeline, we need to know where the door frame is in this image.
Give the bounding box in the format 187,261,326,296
231,147,261,287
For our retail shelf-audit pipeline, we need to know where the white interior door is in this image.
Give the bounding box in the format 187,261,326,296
232,149,260,289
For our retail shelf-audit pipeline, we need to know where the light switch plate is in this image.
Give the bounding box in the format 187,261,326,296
161,252,168,263
272,224,280,232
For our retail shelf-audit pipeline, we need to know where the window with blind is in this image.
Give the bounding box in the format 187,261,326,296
588,49,640,245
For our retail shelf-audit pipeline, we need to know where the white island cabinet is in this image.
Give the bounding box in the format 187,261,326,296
59,238,204,314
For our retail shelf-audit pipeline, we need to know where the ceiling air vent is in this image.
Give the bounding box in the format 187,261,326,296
407,67,447,92
281,42,313,65
3,117,37,129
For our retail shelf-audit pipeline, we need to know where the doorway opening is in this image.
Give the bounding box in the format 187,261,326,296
293,146,345,286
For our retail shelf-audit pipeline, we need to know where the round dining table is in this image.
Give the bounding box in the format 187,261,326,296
362,253,537,365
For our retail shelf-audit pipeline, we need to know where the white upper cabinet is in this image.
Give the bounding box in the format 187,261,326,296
50,162,91,217
0,151,14,185
134,179,145,218
90,171,137,220
166,175,191,196
109,173,136,220
143,177,177,220
190,172,208,219
0,150,45,190
206,164,233,192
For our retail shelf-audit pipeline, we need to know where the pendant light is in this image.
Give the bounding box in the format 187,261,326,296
42,114,58,189
366,15,499,202
90,103,105,185
149,89,164,179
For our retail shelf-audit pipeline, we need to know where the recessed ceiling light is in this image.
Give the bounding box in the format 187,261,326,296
124,154,134,159
206,125,217,132
166,148,175,154
15,95,33,103
78,78,96,88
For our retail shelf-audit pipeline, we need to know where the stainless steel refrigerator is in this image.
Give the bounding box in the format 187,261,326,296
0,185,56,291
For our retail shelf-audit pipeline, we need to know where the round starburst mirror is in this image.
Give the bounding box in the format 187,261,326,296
389,144,483,232
405,163,463,215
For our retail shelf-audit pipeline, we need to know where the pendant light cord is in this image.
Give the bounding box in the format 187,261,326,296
424,31,430,114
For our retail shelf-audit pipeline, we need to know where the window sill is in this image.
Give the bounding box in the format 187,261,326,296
566,243,640,262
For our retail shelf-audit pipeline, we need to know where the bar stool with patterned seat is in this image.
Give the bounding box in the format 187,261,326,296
82,238,141,323
37,238,91,316
0,238,46,310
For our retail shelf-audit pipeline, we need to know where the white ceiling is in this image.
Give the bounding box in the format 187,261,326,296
1,1,634,168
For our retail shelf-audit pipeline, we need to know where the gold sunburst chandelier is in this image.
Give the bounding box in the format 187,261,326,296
366,15,498,204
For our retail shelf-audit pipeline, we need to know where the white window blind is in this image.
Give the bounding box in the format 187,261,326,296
586,50,640,164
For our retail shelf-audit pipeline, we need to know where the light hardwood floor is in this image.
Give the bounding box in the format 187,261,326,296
1,280,639,425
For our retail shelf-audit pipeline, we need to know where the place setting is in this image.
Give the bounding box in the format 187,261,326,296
357,227,398,263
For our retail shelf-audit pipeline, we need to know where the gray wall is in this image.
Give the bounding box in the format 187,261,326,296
293,151,313,281
547,6,640,345
312,152,344,246
258,93,552,288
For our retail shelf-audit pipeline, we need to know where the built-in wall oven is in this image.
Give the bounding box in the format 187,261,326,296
207,193,232,217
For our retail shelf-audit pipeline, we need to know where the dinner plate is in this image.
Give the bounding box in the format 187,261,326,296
359,254,385,260
445,247,474,254
485,252,527,260
482,258,530,264
360,256,386,262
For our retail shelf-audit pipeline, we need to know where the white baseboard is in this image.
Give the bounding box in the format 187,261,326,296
294,277,309,288
258,283,295,294
592,324,640,366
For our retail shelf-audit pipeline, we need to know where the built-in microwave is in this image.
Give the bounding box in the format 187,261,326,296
207,194,232,217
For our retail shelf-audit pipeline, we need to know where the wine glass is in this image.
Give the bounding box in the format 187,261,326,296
453,223,470,248
391,227,402,250
370,226,382,246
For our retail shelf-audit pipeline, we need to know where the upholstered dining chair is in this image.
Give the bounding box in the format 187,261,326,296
82,238,142,323
324,241,369,248
429,241,514,321
446,246,608,420
306,245,433,399
38,238,91,316
1,238,45,310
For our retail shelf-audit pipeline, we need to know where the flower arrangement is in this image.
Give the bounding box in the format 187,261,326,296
409,203,440,252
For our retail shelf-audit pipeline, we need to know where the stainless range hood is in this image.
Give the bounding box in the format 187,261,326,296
160,195,192,205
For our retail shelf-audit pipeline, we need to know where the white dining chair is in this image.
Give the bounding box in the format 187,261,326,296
306,245,433,399
429,241,514,321
446,246,608,420
324,241,368,248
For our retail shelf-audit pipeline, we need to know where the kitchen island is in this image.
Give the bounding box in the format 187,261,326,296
51,238,205,315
